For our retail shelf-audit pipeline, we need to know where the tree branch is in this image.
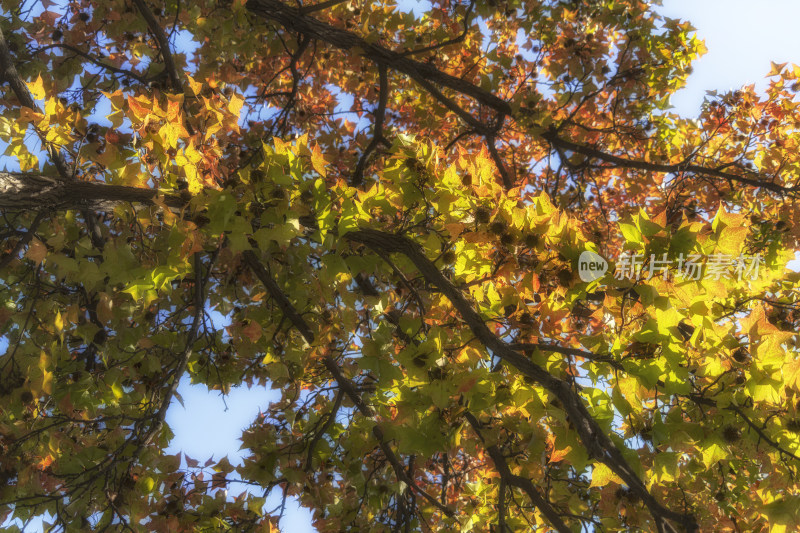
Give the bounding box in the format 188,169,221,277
245,0,511,113
0,26,106,248
463,411,572,533
131,0,182,93
141,251,209,446
321,356,456,519
344,228,697,533
243,248,457,519
0,211,46,270
399,0,476,58
0,28,70,179
247,0,798,196
540,129,796,195
242,249,316,345
353,63,390,185
35,43,151,84
0,171,182,210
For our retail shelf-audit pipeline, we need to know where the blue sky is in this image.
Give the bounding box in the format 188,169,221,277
3,1,800,531
659,0,800,115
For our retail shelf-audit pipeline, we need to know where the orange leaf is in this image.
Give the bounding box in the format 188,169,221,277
457,377,478,393
549,445,572,463
36,455,54,471
241,321,263,342
25,238,47,264
126,95,150,122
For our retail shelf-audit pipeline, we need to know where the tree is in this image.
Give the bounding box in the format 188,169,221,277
0,0,798,530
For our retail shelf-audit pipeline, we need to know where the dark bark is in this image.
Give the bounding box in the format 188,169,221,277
463,411,572,533
245,0,511,114
0,171,173,210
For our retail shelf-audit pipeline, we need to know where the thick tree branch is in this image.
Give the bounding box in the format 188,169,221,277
0,171,181,210
299,0,349,15
245,0,511,113
463,411,571,533
345,228,697,533
487,134,512,189
353,64,390,185
131,0,182,93
0,26,107,248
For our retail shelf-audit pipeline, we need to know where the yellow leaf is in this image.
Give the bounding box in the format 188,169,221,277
184,141,203,164
185,74,202,96
182,168,200,194
110,381,123,400
311,144,327,177
785,356,800,392
27,75,45,100
159,121,186,149
273,137,289,154
39,351,53,395
590,463,623,487
142,476,156,492
769,61,788,77
228,92,244,119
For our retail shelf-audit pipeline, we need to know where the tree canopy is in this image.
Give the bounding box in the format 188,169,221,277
1,0,799,531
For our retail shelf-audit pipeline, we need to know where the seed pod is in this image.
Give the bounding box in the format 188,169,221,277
556,268,573,286
732,347,749,364
523,234,540,248
489,220,506,235
475,207,491,223
722,425,741,443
